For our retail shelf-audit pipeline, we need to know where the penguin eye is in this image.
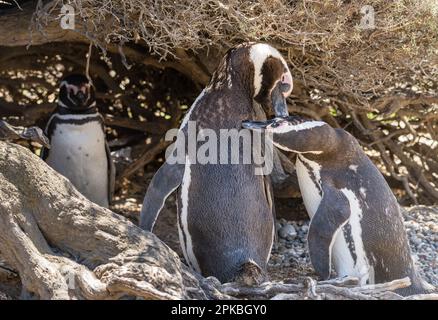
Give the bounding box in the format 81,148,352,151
279,72,293,95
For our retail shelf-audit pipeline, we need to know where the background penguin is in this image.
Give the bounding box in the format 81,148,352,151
42,74,115,208
140,43,293,283
242,116,435,295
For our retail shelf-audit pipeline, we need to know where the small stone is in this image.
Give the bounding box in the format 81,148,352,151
279,224,297,239
278,246,287,254
411,237,422,246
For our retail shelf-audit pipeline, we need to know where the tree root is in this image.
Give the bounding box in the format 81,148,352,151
0,120,50,148
0,141,205,300
214,277,438,300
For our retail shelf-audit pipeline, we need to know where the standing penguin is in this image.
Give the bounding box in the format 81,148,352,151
242,116,435,295
140,43,293,283
42,74,115,208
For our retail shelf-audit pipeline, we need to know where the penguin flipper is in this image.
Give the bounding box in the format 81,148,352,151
139,162,184,231
40,146,49,160
106,141,116,205
308,185,351,280
41,113,58,161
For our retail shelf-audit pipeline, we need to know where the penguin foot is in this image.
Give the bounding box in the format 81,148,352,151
233,260,266,286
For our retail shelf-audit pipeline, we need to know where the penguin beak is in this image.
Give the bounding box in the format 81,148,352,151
271,81,290,118
242,119,275,130
76,91,87,104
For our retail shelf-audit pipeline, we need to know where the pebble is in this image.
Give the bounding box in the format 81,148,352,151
278,224,297,239
404,206,438,286
411,236,422,246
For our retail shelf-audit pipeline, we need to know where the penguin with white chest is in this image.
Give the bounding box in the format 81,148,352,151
42,74,115,208
140,43,293,283
242,116,435,295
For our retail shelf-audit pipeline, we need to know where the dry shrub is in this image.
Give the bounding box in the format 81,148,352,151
33,1,438,96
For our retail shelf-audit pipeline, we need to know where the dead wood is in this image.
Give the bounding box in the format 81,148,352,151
0,141,205,300
216,276,438,300
0,120,50,148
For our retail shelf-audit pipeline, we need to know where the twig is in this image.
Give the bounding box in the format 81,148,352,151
216,276,418,300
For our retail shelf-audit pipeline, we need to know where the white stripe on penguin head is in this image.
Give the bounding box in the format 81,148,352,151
249,43,290,97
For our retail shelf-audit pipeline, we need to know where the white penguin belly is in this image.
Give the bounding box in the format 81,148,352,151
296,157,322,215
334,189,373,285
296,156,372,285
46,121,109,207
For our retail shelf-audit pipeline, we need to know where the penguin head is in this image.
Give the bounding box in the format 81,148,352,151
248,43,292,118
210,43,292,118
58,74,95,110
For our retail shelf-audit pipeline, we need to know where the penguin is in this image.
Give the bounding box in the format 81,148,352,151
42,74,115,208
242,116,435,295
140,43,293,283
